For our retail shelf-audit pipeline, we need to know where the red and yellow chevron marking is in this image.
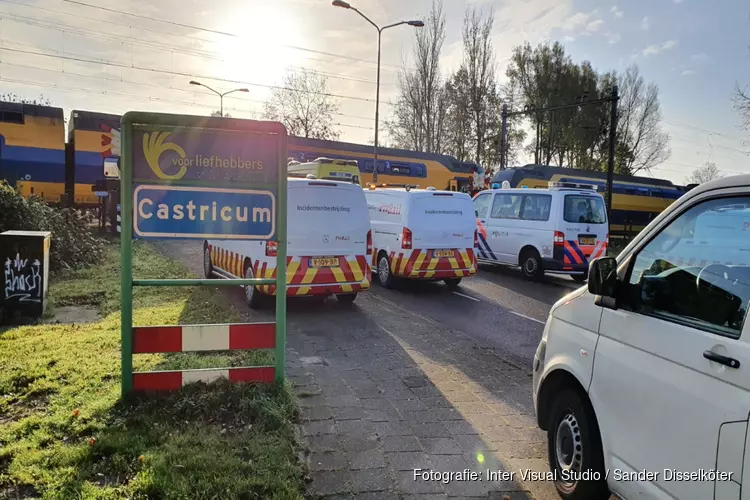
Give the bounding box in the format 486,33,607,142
253,255,371,297
210,245,246,277
389,248,476,279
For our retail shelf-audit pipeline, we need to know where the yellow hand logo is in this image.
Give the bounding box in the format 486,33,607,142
143,131,187,180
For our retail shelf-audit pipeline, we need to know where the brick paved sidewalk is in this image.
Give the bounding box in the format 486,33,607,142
289,295,559,500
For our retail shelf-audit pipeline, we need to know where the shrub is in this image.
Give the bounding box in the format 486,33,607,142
0,181,105,270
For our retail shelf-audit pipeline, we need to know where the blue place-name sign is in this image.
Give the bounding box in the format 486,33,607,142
133,185,275,240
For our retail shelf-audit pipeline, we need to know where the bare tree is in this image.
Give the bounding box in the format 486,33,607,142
686,161,723,184
462,6,496,164
263,69,340,140
444,68,473,161
616,65,670,174
736,86,750,132
735,14,750,136
386,0,447,153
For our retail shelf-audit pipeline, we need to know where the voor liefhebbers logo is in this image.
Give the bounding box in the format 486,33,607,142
143,131,187,180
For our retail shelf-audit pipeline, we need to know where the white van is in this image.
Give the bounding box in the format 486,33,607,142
532,175,750,500
364,185,477,290
473,182,609,281
203,177,372,308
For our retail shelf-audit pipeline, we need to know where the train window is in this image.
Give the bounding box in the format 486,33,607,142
0,110,24,124
364,160,386,173
391,164,411,175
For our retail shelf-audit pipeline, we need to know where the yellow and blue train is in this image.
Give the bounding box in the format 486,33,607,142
0,101,484,205
0,102,120,206
0,101,689,236
288,136,483,191
492,164,689,237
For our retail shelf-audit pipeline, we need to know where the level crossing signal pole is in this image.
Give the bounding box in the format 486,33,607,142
498,86,619,218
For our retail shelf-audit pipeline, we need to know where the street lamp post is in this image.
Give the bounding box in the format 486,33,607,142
189,80,249,117
332,0,423,183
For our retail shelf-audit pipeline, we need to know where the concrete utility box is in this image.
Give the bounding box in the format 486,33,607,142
1,230,51,321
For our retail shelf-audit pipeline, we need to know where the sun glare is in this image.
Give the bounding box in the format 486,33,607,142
214,4,305,86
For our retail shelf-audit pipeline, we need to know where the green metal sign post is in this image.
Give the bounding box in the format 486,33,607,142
119,112,288,395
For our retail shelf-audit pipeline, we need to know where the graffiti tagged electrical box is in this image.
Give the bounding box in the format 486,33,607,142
1,230,51,321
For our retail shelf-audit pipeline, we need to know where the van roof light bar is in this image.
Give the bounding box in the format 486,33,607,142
548,181,597,191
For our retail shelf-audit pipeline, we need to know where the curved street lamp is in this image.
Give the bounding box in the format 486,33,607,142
189,80,249,117
332,1,423,182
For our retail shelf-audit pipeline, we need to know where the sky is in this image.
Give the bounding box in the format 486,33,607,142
0,0,747,185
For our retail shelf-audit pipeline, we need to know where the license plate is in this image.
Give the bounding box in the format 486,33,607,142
434,249,454,258
310,257,339,267
579,237,596,245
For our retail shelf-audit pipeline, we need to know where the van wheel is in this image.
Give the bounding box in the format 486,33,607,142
377,252,397,289
443,278,462,290
520,249,544,281
547,389,610,500
203,242,215,279
571,274,587,283
243,261,270,310
337,293,357,305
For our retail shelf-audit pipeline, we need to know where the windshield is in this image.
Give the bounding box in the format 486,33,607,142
564,195,607,224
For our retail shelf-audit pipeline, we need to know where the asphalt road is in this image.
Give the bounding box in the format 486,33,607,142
372,263,581,370
157,240,580,372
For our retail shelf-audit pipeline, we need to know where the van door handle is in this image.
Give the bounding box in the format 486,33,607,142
703,350,741,369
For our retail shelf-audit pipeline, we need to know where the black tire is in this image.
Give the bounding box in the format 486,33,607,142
337,293,357,305
376,252,397,289
203,241,215,279
443,278,462,290
243,260,271,310
520,248,544,281
571,274,587,283
547,389,610,500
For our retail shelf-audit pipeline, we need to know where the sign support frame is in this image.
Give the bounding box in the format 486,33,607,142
119,112,288,396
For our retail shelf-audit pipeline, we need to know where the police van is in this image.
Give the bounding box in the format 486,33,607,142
203,176,372,308
364,184,477,290
473,181,609,281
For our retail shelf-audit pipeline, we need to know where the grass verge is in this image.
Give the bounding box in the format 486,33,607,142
0,241,304,500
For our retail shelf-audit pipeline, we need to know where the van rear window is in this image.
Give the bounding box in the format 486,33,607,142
564,195,606,224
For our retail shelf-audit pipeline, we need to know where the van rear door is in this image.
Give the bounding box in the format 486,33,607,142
561,192,609,262
288,180,368,257
408,191,475,252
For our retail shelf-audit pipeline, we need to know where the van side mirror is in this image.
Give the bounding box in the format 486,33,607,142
588,256,618,297
475,209,479,218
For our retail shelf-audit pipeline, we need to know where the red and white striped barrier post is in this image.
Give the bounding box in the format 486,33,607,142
131,322,276,391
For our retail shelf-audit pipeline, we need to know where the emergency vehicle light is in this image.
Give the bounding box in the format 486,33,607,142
548,181,597,191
